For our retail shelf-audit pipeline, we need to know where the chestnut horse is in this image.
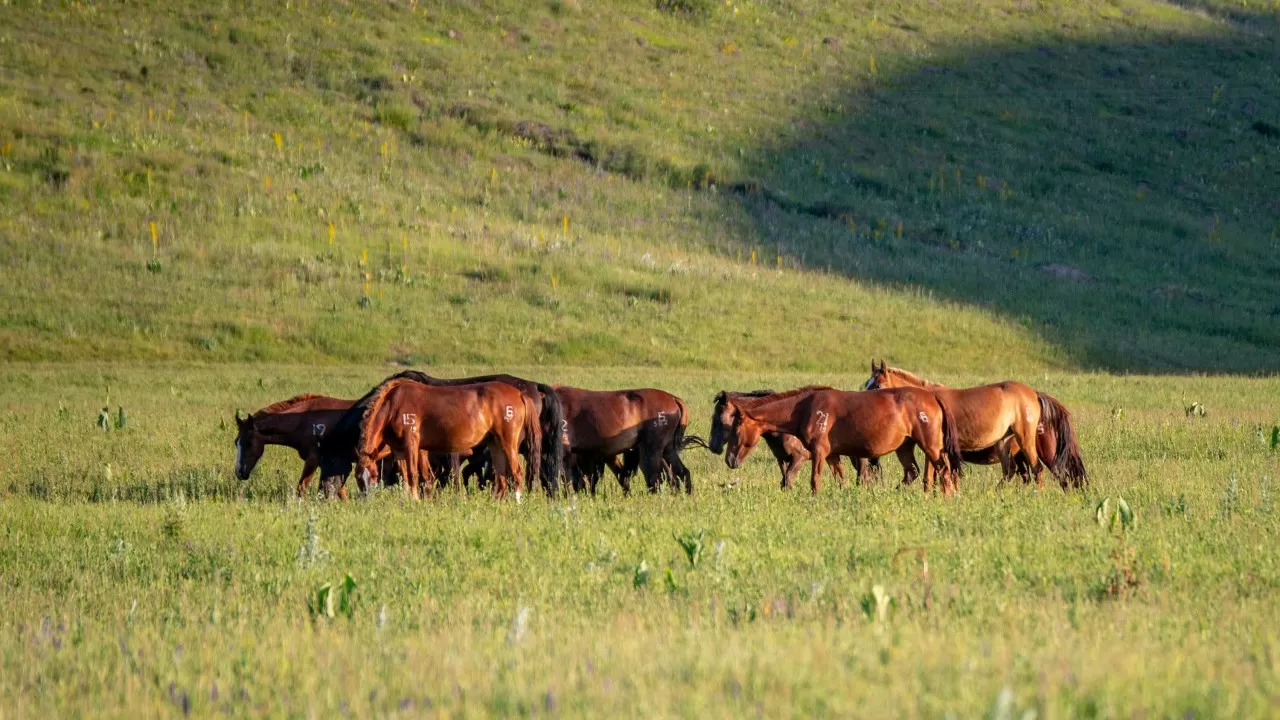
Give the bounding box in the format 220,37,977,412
555,386,702,494
234,394,355,498
722,387,964,495
356,378,534,500
863,361,1087,489
709,389,877,488
318,370,563,496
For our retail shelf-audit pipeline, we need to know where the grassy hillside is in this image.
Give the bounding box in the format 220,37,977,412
1,0,1278,371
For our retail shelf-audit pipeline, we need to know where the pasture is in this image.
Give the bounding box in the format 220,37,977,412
2,364,1279,716
4,0,1280,715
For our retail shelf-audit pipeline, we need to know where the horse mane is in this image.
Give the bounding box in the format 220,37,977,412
729,389,777,398
886,367,946,388
254,393,326,417
359,377,414,446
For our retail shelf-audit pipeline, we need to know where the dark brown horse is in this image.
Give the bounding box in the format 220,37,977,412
234,394,355,498
722,387,964,495
318,370,564,496
555,386,702,494
709,389,877,488
356,378,534,500
864,362,1087,489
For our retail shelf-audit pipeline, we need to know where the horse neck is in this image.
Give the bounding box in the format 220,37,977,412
358,395,393,457
741,394,806,431
251,411,306,446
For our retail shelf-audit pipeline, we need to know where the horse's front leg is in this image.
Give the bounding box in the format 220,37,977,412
296,455,319,498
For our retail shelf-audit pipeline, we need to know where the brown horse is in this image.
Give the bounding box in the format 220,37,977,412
234,394,355,498
318,370,564,496
555,386,701,494
722,387,964,495
356,378,534,500
710,389,877,488
864,361,1087,489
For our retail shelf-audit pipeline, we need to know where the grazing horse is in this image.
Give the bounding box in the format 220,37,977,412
356,378,534,500
709,389,875,488
863,361,1087,489
318,370,564,496
554,386,702,494
233,394,355,498
722,387,964,495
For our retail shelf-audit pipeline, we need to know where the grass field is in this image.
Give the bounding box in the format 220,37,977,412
3,364,1280,716
4,0,1280,716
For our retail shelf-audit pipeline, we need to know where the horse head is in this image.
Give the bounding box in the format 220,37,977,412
233,411,265,480
863,358,888,390
708,391,732,454
724,405,763,470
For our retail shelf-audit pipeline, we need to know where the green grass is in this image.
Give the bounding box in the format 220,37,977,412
4,0,1280,715
1,0,1277,370
3,364,1280,715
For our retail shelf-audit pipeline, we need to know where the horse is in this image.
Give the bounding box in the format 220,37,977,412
233,394,356,498
709,389,879,488
317,370,564,496
721,386,964,495
554,386,704,494
356,378,534,500
863,361,1087,489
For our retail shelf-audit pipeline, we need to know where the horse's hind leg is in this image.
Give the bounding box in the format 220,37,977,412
639,442,665,494
663,441,692,494
829,456,847,488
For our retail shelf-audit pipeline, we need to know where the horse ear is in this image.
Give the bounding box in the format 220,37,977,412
235,410,248,426
871,359,880,373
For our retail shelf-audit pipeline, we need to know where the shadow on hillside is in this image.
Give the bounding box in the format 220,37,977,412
733,15,1280,373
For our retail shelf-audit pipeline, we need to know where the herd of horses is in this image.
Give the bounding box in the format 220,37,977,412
232,362,1087,500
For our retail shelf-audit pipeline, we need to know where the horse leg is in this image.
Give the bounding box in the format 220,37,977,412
640,443,664,494
297,456,319,499
809,437,830,495
896,444,922,491
895,441,921,488
829,456,847,488
487,438,510,499
663,441,692,495
607,455,632,495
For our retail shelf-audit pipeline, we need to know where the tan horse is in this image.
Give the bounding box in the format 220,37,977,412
356,378,535,500
863,361,1087,489
234,394,355,498
722,387,964,495
709,389,876,488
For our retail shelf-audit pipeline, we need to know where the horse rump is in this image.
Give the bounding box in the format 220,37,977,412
1037,392,1087,488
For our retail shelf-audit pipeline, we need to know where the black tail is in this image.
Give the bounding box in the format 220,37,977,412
535,383,565,496
1038,392,1088,489
936,397,965,479
679,435,711,451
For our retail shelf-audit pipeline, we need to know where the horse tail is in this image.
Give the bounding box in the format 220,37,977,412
1038,392,1087,488
535,383,565,496
680,435,711,451
935,395,965,478
520,393,542,493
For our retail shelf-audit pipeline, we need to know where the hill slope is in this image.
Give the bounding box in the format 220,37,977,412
1,0,1277,371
